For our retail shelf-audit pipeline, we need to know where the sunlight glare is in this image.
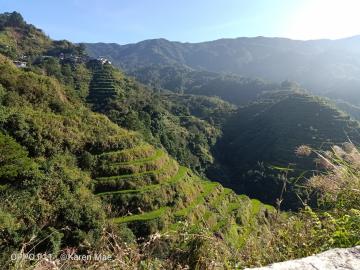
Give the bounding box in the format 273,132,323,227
285,0,360,40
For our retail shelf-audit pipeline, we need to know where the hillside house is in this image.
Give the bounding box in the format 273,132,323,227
13,60,27,68
97,56,112,65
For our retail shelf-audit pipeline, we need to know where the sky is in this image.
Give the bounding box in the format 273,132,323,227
1,0,360,44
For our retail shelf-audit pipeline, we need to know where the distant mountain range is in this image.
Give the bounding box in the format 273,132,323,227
85,36,360,104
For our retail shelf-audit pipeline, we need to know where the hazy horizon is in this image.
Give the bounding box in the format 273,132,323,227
86,34,360,46
2,0,360,44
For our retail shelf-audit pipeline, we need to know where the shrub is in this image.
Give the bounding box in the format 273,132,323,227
0,132,39,185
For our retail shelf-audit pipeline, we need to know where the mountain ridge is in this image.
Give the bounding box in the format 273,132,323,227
85,35,360,104
86,34,360,47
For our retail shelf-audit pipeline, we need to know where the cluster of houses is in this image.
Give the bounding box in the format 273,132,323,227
97,56,112,65
13,60,27,68
58,53,111,65
13,54,28,68
12,53,112,68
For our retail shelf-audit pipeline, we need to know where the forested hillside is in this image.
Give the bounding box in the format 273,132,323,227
85,36,360,104
128,64,279,105
209,90,360,209
0,12,237,175
85,62,236,174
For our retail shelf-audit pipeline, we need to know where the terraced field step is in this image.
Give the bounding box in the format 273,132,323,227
90,78,114,81
192,187,238,229
174,181,220,218
88,91,117,95
95,158,176,182
94,159,179,193
91,79,114,82
208,188,234,207
91,78,114,80
89,89,116,93
96,144,155,163
88,94,116,99
95,150,170,177
89,86,116,89
91,132,143,153
90,83,114,86
108,149,165,166
96,166,188,196
210,196,250,232
112,207,169,224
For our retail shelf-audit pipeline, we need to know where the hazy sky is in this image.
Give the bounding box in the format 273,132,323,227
2,0,360,44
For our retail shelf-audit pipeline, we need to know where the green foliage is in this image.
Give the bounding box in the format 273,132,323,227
0,133,38,184
0,12,25,29
129,65,279,105
87,63,119,108
87,65,234,174
0,48,134,265
0,153,106,264
0,14,91,102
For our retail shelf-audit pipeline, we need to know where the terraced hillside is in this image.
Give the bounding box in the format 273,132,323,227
0,50,273,268
0,19,272,254
84,59,236,176
87,63,118,108
83,60,273,244
90,138,272,243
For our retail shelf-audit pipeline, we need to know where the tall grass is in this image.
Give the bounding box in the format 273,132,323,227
236,143,360,268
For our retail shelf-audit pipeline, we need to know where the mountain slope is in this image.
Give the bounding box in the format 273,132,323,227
0,12,235,175
209,90,360,209
85,61,236,174
85,36,360,104
0,14,273,268
128,64,279,105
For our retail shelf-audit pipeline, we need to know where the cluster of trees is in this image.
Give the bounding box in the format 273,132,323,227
0,12,25,29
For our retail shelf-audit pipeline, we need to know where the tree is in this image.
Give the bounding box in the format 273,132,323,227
5,12,25,28
77,43,87,56
0,133,38,184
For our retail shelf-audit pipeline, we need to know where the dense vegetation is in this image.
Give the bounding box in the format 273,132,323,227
209,90,360,209
0,13,271,269
86,61,235,174
0,52,117,266
0,12,236,174
128,64,279,105
1,12,359,269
